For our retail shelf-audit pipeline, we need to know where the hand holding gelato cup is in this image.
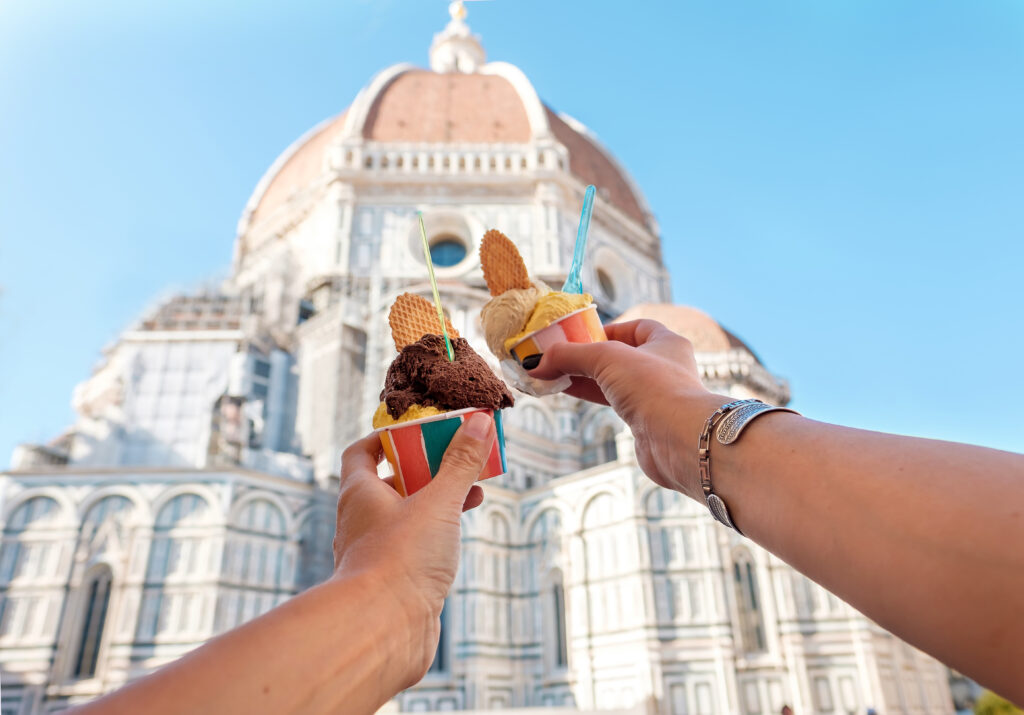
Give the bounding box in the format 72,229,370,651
478,229,607,375
374,294,514,496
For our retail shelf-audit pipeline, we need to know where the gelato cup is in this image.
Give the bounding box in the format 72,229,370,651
508,305,607,370
376,407,507,496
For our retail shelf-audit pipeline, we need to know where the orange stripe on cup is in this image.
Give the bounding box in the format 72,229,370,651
509,305,606,368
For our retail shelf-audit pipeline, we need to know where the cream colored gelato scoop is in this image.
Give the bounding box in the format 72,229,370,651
480,280,549,360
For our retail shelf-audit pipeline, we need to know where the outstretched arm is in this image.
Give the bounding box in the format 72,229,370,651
531,319,1024,702
70,413,497,715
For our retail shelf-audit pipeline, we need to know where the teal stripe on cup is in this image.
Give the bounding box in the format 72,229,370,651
422,415,463,477
494,410,506,472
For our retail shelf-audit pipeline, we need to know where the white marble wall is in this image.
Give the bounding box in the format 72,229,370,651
0,471,336,713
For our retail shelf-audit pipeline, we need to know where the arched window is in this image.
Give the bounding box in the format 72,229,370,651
484,512,512,636
297,510,335,592
551,577,568,668
137,493,213,641
582,493,617,578
148,494,211,583
599,427,618,463
80,496,134,543
488,512,510,592
155,493,210,530
516,405,553,437
528,508,562,543
582,493,615,529
5,497,60,532
0,497,64,643
428,599,449,673
732,548,767,653
526,507,563,641
215,498,290,633
226,499,286,585
488,512,510,543
644,488,695,519
0,497,62,584
73,565,113,679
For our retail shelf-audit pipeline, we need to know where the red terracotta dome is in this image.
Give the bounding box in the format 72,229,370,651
363,70,531,144
243,61,652,234
615,303,763,363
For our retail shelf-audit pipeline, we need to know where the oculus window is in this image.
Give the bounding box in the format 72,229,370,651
429,235,468,267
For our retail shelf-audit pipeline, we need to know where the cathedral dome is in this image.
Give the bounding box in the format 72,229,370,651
361,71,532,144
239,5,652,241
615,303,763,363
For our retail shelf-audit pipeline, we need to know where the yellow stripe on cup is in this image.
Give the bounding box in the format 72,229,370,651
380,432,404,496
510,336,542,364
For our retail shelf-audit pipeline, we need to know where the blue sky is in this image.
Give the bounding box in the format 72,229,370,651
1,0,1022,464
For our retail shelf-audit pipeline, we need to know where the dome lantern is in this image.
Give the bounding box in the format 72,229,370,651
430,1,486,73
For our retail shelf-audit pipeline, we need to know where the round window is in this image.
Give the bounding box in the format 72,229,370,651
596,268,616,302
429,236,468,267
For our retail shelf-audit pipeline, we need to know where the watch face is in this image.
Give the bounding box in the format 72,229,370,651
706,493,737,530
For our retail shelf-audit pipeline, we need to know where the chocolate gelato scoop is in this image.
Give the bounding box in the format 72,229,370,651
380,335,515,420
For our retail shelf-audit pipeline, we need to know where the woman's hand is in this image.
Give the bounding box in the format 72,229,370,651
332,412,494,686
529,319,727,498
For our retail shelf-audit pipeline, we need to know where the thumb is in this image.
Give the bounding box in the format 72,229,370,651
421,412,495,507
529,340,630,381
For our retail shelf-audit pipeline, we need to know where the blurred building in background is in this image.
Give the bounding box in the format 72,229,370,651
1,4,953,714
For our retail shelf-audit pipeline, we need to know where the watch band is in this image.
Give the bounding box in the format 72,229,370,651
698,398,800,535
698,400,757,534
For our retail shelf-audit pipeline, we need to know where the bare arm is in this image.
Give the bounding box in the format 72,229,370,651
531,319,1024,701
717,409,1024,698
72,574,420,714
70,413,497,715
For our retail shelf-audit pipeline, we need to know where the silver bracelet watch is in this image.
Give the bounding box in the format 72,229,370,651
698,399,800,535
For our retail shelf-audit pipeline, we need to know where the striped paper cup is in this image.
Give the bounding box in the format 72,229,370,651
509,305,607,370
376,407,507,497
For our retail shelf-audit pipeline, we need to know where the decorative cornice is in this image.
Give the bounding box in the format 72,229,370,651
696,349,791,405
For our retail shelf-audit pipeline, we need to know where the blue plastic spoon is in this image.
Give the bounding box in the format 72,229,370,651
562,185,596,294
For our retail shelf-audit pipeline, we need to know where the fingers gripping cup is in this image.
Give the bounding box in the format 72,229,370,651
508,305,607,370
376,407,507,497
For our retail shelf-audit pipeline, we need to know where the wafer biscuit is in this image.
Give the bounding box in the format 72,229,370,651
389,293,459,352
480,230,531,297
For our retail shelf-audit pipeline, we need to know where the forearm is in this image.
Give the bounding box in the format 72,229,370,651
74,571,425,715
539,321,1024,695
699,404,1024,699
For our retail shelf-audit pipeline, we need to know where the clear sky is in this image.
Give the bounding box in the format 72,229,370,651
1,0,1022,465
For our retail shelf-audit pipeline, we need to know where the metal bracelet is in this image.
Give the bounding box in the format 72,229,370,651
698,399,800,535
717,402,800,445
